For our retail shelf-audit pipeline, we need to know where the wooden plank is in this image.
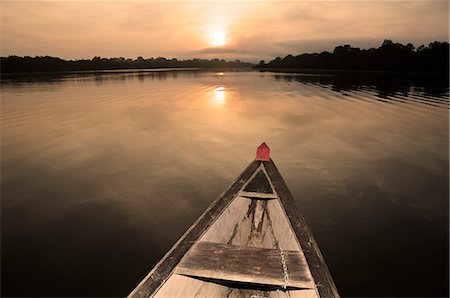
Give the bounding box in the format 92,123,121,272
222,288,318,298
239,191,278,199
174,241,315,289
200,196,275,248
287,289,319,298
199,196,251,244
263,160,340,298
153,274,228,298
267,289,318,298
266,199,302,251
128,160,261,298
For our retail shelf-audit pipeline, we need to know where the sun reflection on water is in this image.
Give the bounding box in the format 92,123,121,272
213,86,226,105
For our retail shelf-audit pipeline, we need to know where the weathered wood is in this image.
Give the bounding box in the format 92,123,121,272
153,274,228,298
266,199,302,251
199,196,251,244
174,241,315,289
264,160,340,298
128,160,260,298
286,289,319,298
225,288,317,298
129,153,339,298
239,191,278,199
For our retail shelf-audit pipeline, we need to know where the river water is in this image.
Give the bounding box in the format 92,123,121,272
1,70,448,297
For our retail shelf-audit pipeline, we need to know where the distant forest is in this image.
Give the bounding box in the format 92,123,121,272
1,40,448,74
0,56,253,74
257,40,449,73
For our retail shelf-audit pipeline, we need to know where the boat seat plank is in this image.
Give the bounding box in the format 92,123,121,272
239,191,278,199
174,241,315,289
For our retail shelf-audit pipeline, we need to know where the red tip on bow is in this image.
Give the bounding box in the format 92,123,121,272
256,143,270,161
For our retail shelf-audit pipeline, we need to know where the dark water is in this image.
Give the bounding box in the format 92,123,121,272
1,70,448,297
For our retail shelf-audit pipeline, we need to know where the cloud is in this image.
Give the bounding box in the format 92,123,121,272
273,38,385,54
193,47,252,55
1,0,448,61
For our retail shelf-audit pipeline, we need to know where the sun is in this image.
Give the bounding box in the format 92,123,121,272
211,31,226,47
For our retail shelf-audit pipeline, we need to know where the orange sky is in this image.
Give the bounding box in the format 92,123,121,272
1,1,448,62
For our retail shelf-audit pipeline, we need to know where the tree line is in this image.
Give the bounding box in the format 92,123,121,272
256,40,449,73
0,56,253,74
2,40,448,74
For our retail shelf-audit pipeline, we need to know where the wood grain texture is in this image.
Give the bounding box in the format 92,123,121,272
175,241,315,289
264,160,340,298
200,196,275,249
225,288,317,298
239,191,278,199
200,196,251,244
266,289,318,298
287,289,319,298
266,199,302,251
128,160,260,298
153,274,228,298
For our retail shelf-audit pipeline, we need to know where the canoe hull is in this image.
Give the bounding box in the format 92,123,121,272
129,159,339,298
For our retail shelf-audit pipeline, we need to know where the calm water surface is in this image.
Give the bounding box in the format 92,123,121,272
1,70,448,297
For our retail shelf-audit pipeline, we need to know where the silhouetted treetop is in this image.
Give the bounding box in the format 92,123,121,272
256,40,449,73
0,56,253,74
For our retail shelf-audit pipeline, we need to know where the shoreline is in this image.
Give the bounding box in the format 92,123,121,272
253,67,449,76
0,67,254,78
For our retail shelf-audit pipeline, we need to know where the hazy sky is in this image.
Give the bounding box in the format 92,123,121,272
1,1,448,62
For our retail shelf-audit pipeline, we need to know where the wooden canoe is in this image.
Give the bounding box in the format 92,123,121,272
129,143,339,298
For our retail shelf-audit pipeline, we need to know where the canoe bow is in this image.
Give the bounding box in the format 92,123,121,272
129,144,339,298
